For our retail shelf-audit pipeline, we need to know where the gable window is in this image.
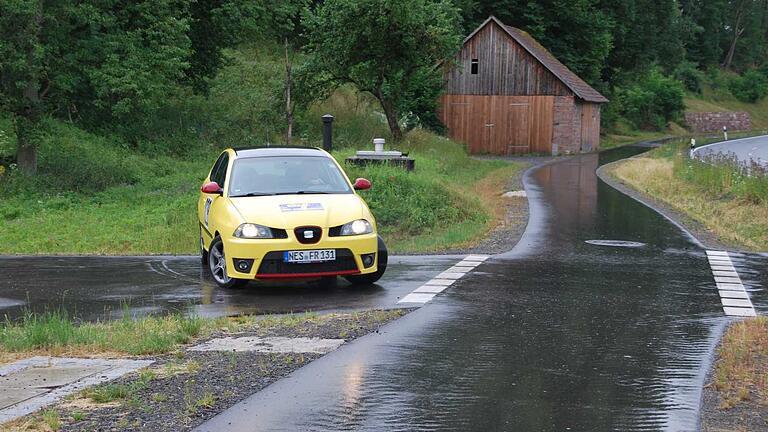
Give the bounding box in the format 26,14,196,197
470,59,479,74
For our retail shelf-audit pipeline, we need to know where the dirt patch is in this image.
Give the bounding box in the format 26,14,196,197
7,310,409,432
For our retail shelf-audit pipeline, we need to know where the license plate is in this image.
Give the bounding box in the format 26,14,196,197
283,249,336,263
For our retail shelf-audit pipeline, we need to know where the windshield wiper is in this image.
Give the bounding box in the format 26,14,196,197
231,192,275,197
273,191,330,195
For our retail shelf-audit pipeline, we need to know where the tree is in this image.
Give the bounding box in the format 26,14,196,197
0,0,270,174
302,0,462,140
457,0,613,85
0,0,193,174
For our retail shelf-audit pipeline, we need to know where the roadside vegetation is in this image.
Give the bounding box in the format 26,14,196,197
712,317,768,409
1,309,407,431
607,135,768,251
0,308,406,365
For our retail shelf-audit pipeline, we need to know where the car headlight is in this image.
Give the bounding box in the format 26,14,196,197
233,223,274,239
339,219,373,236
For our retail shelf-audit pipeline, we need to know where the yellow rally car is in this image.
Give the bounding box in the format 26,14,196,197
198,147,387,288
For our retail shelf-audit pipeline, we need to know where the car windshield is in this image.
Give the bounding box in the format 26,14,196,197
228,156,352,197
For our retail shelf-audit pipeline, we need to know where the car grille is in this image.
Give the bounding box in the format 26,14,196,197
256,249,358,275
294,226,322,244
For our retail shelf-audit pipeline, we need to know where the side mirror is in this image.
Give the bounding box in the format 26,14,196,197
353,178,372,190
201,181,223,195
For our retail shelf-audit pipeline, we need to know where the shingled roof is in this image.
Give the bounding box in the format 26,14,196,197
466,17,609,103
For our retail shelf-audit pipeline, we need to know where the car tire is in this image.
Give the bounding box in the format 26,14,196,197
207,235,248,289
345,235,388,285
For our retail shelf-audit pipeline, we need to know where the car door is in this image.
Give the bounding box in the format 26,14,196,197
199,152,229,243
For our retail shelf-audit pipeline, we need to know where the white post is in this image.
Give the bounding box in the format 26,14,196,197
373,138,385,153
723,126,728,141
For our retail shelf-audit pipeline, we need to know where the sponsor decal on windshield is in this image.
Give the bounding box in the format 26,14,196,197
279,203,324,212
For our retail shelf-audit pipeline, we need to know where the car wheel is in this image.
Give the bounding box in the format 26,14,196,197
208,236,248,289
345,235,388,285
199,227,208,265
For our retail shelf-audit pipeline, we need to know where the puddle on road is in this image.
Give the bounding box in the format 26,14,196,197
585,239,646,248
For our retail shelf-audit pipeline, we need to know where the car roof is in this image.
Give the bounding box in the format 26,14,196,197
230,146,328,159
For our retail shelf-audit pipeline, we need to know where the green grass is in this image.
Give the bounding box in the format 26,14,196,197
609,135,768,251
0,106,523,255
0,310,208,356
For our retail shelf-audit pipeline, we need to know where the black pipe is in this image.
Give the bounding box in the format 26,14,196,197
322,114,334,152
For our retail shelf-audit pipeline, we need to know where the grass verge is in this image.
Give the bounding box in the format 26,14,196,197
606,139,768,251
712,316,768,409
0,117,523,255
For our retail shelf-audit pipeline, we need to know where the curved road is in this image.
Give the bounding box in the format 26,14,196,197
692,134,768,167
198,145,767,432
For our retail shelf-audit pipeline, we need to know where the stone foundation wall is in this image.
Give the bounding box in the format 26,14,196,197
684,112,751,133
552,96,580,154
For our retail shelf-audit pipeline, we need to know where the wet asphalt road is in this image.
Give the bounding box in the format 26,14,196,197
0,255,462,321
692,134,768,166
198,145,767,432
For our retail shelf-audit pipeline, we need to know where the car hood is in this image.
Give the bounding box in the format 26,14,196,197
228,194,367,229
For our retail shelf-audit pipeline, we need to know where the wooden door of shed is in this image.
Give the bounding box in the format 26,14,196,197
440,95,554,155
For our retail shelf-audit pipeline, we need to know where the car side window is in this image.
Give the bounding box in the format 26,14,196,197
212,153,229,187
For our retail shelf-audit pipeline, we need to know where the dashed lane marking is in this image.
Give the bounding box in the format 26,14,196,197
706,250,757,317
719,290,749,299
422,279,454,287
398,255,489,305
399,293,437,304
723,307,757,317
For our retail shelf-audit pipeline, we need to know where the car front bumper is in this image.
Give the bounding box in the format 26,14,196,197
223,232,378,280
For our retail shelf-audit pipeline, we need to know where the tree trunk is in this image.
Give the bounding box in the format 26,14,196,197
379,98,403,141
723,2,746,70
16,0,44,174
284,38,294,146
15,117,38,175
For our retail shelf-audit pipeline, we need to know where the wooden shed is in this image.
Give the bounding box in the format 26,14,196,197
439,16,608,155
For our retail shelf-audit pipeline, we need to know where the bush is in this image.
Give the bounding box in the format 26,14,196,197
618,68,685,130
346,164,472,235
674,61,704,94
728,70,768,103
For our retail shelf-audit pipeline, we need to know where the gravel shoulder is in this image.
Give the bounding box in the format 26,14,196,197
8,310,409,432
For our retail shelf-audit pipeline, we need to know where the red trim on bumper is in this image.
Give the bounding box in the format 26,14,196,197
255,270,361,280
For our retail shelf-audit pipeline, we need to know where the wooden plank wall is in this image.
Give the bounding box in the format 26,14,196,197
440,95,554,155
443,21,573,97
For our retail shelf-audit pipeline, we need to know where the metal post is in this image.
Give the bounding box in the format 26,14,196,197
322,114,334,152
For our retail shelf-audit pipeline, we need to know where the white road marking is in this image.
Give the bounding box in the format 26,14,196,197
721,298,753,308
706,251,758,317
712,270,740,277
436,272,467,280
464,255,490,262
453,261,480,268
716,283,746,291
397,255,489,305
710,265,736,271
722,307,757,317
422,279,454,287
714,276,742,284
414,285,448,294
399,293,437,304
719,290,749,299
